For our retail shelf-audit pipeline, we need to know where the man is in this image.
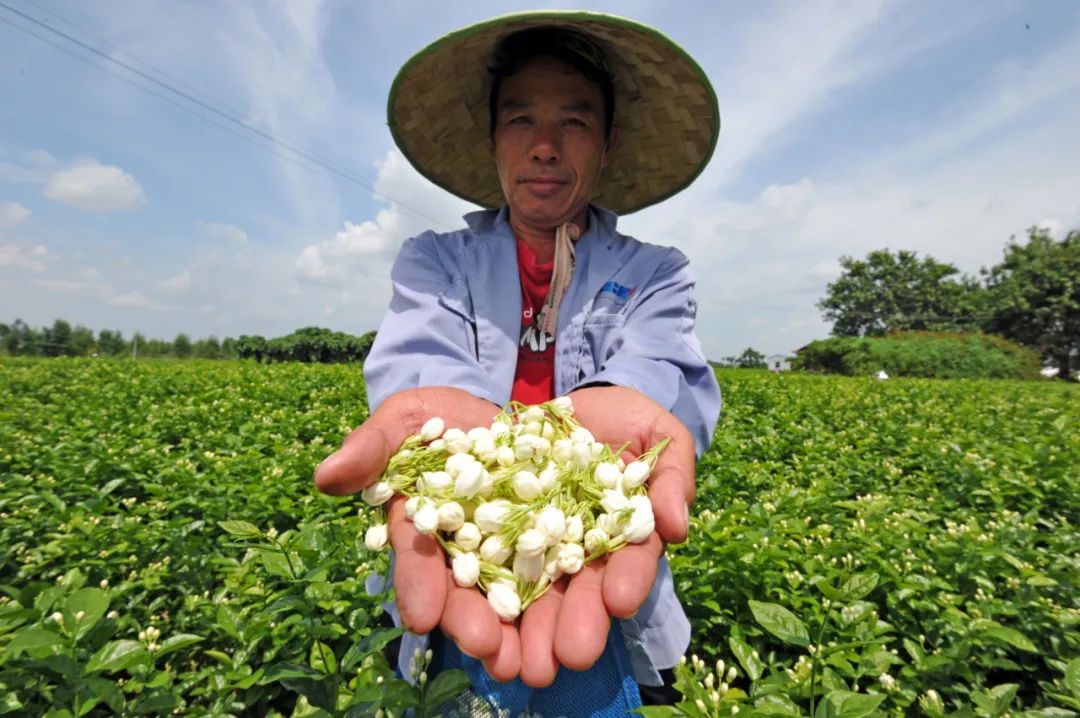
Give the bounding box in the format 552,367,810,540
315,11,720,715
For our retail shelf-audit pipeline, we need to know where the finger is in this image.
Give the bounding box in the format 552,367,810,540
440,575,502,660
553,562,611,670
313,420,396,495
646,423,696,544
519,579,566,688
481,622,522,682
387,496,446,634
602,532,663,618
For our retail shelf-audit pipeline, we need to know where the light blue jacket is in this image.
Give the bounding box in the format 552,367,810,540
364,205,721,686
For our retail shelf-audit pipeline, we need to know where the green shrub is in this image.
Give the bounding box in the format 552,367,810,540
792,331,1041,379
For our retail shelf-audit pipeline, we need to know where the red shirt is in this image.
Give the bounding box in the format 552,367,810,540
511,237,556,404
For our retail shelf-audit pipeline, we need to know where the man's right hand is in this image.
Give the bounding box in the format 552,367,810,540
314,386,507,664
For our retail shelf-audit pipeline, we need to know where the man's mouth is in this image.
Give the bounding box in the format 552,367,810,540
521,177,568,196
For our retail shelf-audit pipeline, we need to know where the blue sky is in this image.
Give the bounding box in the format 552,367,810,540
2,0,1078,360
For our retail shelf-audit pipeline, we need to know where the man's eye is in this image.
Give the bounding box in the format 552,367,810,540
507,116,531,125
563,117,587,127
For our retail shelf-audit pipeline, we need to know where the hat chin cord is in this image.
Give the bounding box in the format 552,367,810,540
535,220,581,337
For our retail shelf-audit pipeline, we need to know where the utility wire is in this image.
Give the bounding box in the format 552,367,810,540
0,1,454,230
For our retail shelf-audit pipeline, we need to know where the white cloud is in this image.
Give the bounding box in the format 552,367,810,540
0,202,31,228
0,243,47,271
196,221,248,244
163,270,193,292
44,160,146,212
110,291,150,308
296,150,475,284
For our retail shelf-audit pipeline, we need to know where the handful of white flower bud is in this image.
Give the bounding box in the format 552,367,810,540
360,396,669,621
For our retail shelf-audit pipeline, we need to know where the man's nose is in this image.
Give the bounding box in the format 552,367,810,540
530,125,561,164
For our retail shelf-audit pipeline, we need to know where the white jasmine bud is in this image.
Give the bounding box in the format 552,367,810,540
99,579,109,589
551,396,573,413
512,471,543,501
75,610,86,621
467,426,493,444
726,666,737,682
361,481,394,506
537,464,558,492
404,496,424,519
590,443,604,460
584,528,609,555
621,461,650,488
622,497,655,543
552,439,573,463
419,417,445,442
443,428,471,454
444,452,476,478
696,699,707,713
530,436,551,457
489,421,511,438
495,446,516,467
488,582,521,621
565,515,584,544
513,551,544,582
107,610,119,620
420,471,452,494
536,506,566,545
413,504,439,535
452,552,480,587
437,502,466,532
601,490,630,514
571,442,592,469
479,535,512,565
516,528,547,557
454,522,482,552
557,542,585,574
474,500,512,533
428,438,447,452
453,462,485,498
594,462,621,489
570,427,594,444
365,524,389,551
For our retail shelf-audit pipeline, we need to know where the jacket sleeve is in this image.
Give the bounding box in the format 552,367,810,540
363,233,498,412
573,247,721,457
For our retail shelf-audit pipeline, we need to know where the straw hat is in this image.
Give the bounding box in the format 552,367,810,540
387,10,720,215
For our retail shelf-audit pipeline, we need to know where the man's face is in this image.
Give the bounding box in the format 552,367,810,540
492,56,614,234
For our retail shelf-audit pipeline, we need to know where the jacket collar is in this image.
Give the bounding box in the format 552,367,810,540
463,204,620,240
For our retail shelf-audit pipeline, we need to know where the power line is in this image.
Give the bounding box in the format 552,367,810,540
0,1,454,231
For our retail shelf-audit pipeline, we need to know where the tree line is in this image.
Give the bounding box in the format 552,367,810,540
0,322,377,364
818,227,1079,378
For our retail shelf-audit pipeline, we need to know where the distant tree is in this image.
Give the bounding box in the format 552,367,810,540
69,325,96,356
983,227,1080,379
97,329,127,356
43,319,73,357
819,250,983,337
235,335,269,362
173,333,193,358
220,336,238,359
195,336,222,359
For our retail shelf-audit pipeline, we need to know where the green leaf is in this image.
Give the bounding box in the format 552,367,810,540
343,627,404,671
345,683,383,717
982,626,1037,652
65,588,109,640
86,639,149,674
838,573,879,601
218,520,262,539
83,677,125,714
7,627,64,656
131,692,180,715
261,663,336,712
748,600,809,646
154,633,203,658
729,635,764,680
423,668,471,711
973,684,1018,718
753,695,802,717
309,641,336,674
812,576,843,601
216,603,241,640
816,691,885,718
633,708,680,717
1063,657,1080,697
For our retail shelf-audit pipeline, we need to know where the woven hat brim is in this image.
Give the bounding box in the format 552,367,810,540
388,10,720,216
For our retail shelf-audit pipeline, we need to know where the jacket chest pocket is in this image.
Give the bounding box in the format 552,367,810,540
437,279,479,360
